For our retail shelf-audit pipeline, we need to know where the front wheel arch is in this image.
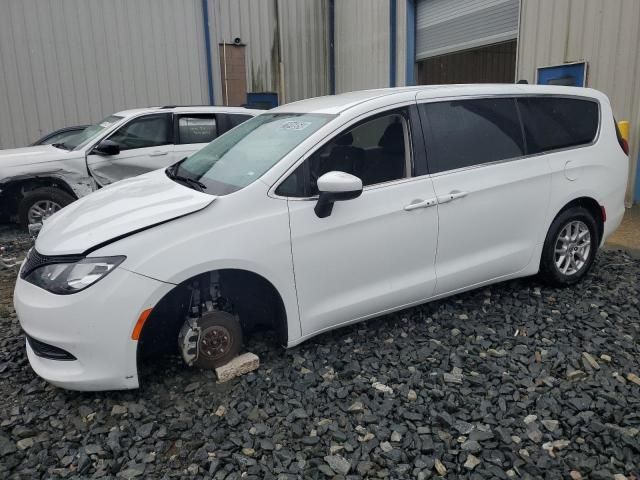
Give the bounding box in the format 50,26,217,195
1,177,79,222
137,268,288,359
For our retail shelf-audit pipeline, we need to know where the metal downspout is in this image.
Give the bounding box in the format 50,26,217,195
201,0,215,105
390,0,397,87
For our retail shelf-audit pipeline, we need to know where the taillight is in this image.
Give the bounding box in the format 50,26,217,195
620,137,629,156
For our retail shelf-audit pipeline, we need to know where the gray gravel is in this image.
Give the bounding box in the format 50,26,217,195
1,226,639,479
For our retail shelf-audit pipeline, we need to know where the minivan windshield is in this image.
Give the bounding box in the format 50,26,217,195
168,113,334,195
61,115,124,151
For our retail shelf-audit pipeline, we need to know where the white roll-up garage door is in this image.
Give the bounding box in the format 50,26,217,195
416,0,520,60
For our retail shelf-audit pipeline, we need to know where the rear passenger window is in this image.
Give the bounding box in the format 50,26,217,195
178,115,217,144
420,98,524,174
518,97,599,154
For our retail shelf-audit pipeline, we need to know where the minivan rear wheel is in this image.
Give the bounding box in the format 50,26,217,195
540,206,598,286
194,311,243,370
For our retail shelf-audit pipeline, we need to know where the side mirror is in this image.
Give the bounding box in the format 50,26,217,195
314,171,363,218
93,139,120,156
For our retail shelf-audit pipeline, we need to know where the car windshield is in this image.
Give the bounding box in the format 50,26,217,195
63,115,124,150
170,113,334,195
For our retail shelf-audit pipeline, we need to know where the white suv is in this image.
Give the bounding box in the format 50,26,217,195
0,106,259,227
14,85,628,391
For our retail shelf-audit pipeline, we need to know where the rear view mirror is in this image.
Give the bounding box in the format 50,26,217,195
314,171,363,218
93,139,120,156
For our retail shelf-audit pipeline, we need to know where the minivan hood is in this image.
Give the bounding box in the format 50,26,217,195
36,169,216,255
0,144,67,168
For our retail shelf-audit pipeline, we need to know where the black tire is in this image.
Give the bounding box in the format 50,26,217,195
539,206,598,287
18,187,75,229
194,311,243,369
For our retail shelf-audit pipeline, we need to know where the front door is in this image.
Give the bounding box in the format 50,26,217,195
87,113,175,186
282,107,439,337
417,96,552,295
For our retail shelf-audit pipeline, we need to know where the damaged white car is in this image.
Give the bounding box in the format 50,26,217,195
0,106,258,227
14,85,628,391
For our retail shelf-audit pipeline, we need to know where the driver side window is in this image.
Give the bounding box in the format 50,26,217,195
277,109,410,197
108,114,171,151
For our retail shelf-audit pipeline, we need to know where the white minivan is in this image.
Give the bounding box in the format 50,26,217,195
14,85,628,391
0,106,258,227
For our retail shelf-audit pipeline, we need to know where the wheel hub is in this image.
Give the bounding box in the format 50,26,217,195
554,220,591,276
199,325,232,360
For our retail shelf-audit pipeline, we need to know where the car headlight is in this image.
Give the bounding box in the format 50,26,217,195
25,256,126,294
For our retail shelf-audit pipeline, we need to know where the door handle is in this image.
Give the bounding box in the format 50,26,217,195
149,150,168,157
438,190,468,204
404,198,437,211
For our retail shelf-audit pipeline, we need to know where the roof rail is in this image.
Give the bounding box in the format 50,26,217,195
158,105,211,109
158,104,252,109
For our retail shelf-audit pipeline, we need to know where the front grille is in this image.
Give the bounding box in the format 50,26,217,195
20,249,82,279
26,335,76,361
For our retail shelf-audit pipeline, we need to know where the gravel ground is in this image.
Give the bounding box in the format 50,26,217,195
0,225,639,479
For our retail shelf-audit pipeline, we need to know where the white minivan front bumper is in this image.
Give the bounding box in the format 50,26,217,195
14,266,173,391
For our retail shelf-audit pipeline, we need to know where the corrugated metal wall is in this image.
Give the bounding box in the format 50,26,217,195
0,0,209,148
279,0,330,102
517,0,640,205
0,0,329,149
208,0,279,104
334,0,408,93
335,0,390,93
205,0,331,105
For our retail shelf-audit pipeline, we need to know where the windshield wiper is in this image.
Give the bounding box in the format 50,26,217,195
166,164,206,191
51,142,70,151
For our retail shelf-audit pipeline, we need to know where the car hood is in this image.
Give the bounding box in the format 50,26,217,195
0,144,69,168
36,169,216,255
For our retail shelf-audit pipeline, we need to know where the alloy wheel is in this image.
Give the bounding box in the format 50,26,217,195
554,220,591,276
27,200,61,225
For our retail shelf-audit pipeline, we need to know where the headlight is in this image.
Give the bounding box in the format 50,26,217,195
25,256,126,294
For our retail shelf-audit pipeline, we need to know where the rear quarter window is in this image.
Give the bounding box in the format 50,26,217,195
517,97,599,154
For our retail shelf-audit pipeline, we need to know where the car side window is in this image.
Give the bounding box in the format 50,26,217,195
420,98,524,174
276,110,410,197
177,115,217,144
109,114,171,151
517,97,599,154
227,114,253,129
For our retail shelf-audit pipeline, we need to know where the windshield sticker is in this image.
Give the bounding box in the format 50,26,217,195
280,120,311,131
99,122,113,128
